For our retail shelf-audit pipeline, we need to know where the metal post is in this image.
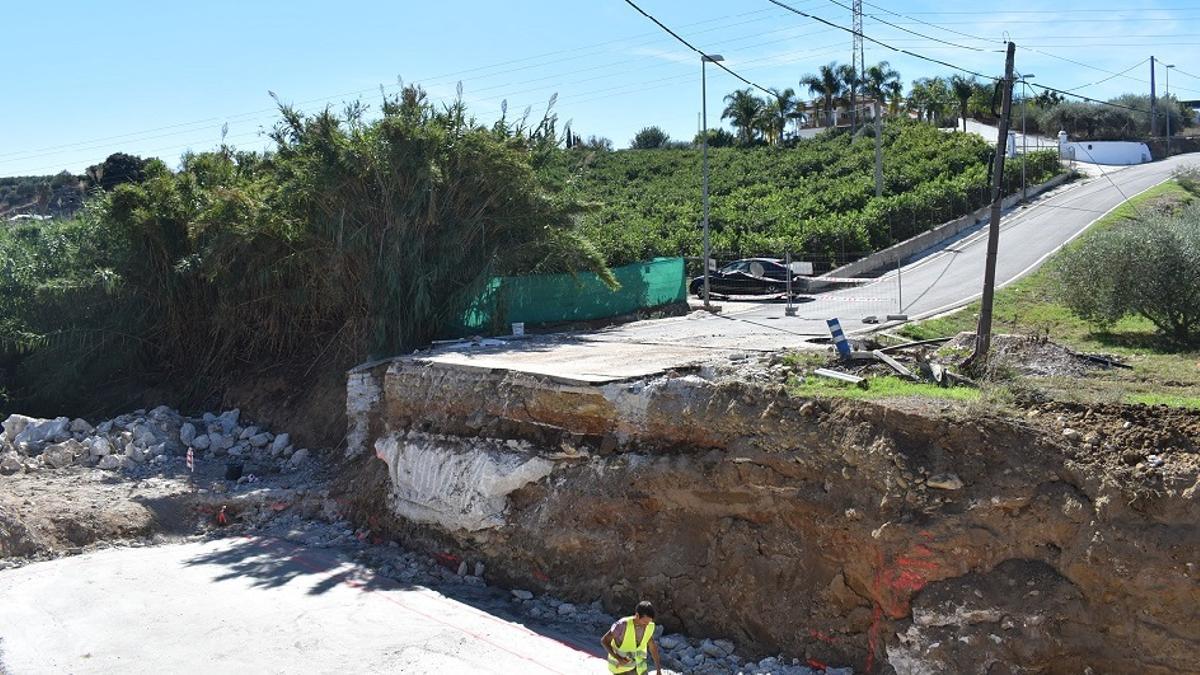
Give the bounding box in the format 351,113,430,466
785,251,794,315
896,254,903,313
1020,75,1034,201
1021,80,1027,202
967,41,1017,370
1166,64,1175,156
1150,56,1158,138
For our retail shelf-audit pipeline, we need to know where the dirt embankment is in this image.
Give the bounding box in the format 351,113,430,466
345,359,1200,674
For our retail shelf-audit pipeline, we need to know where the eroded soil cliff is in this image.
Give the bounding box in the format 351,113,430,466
343,359,1200,673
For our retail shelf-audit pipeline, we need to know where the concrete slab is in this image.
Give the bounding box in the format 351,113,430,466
0,538,604,675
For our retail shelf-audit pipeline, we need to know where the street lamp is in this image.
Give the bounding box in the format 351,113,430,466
1019,73,1035,202
701,53,724,309
1166,64,1176,157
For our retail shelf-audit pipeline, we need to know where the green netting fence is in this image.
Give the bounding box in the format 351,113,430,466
447,257,686,337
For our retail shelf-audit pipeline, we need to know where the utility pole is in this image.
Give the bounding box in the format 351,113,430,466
966,41,1016,372
1150,56,1158,138
701,53,724,310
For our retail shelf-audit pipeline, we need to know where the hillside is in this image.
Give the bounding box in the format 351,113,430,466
0,173,85,219
543,121,1060,268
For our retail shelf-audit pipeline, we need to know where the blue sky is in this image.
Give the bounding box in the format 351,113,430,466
3,0,1199,176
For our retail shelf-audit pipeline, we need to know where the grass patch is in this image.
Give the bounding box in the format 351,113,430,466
900,179,1200,409
788,373,981,402
1126,392,1200,410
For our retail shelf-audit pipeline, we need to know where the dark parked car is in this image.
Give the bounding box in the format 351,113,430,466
689,258,800,297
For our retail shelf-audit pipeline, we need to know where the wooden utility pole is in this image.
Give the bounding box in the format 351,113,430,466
966,41,1016,372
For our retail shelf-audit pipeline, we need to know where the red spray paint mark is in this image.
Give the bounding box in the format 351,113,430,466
532,567,551,583
864,539,944,672
807,658,828,671
434,552,461,571
270,501,290,512
216,506,229,526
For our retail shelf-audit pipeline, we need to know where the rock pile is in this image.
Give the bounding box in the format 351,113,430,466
0,406,314,477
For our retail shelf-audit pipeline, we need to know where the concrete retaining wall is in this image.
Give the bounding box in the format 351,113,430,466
815,172,1073,284
1061,141,1150,166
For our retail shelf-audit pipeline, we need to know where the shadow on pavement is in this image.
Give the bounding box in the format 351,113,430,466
182,536,607,660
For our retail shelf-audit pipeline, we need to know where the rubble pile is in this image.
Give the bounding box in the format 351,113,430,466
0,406,313,478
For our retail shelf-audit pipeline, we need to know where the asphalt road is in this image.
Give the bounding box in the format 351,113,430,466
0,538,605,675
587,153,1200,350
414,154,1196,382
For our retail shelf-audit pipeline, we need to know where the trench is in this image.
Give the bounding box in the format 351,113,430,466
342,357,1200,674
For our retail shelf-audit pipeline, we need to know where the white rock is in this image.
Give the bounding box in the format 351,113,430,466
239,426,259,440
511,589,534,600
179,422,197,446
192,433,212,450
147,443,167,458
87,437,113,458
13,416,70,449
701,640,727,658
473,561,484,577
0,453,21,475
927,473,964,491
98,454,124,470
1062,428,1082,441
69,418,94,434
96,420,113,434
659,635,681,650
289,448,310,466
1,414,35,443
271,433,290,454
149,405,173,419
713,639,735,655
249,433,272,448
557,603,576,615
43,440,84,469
125,443,146,464
215,409,240,434
456,561,468,577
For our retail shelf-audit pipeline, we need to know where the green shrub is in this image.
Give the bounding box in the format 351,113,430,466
1054,202,1200,346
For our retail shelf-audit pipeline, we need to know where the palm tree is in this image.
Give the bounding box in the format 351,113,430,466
950,75,976,132
722,88,765,146
885,79,904,116
909,77,952,125
801,63,845,128
758,88,800,146
838,63,860,129
862,62,901,198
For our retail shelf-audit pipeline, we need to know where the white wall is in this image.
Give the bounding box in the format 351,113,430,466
1059,139,1151,165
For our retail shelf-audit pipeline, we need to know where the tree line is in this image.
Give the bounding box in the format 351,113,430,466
619,61,1194,149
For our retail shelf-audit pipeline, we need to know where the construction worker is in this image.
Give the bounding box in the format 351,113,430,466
601,600,662,675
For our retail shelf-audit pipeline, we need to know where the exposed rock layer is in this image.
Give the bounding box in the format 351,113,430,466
347,359,1200,674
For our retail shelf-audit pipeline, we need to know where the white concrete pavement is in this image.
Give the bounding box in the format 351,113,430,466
0,538,605,675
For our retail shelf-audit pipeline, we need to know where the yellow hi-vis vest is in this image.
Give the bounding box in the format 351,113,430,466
607,617,655,674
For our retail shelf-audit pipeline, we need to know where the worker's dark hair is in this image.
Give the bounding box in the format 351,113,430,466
635,601,655,619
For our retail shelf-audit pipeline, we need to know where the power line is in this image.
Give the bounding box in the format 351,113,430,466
0,6,789,164
1061,59,1150,92
620,0,776,96
826,0,984,51
765,0,998,80
2,20,845,170
892,6,1200,14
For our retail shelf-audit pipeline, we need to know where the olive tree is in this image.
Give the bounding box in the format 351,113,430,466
1055,202,1200,346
